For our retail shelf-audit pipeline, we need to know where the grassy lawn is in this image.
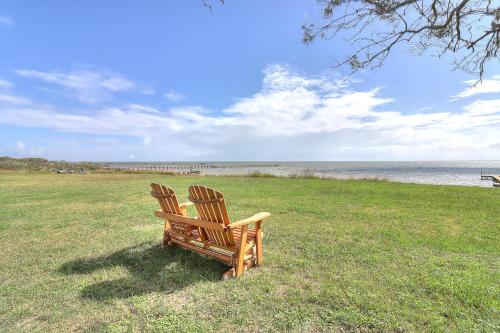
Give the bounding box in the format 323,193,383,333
0,172,499,332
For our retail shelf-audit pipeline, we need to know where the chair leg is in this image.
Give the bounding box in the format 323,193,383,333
224,259,253,280
255,221,263,265
235,225,248,278
162,221,172,248
222,268,235,280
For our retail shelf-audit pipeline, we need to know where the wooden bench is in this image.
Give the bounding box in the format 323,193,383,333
151,184,271,278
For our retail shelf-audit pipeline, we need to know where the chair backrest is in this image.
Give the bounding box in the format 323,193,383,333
188,185,235,248
150,183,182,215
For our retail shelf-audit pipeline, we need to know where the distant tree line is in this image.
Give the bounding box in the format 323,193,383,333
0,156,102,171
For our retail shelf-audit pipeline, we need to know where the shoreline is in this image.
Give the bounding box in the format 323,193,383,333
1,169,498,188
2,157,499,187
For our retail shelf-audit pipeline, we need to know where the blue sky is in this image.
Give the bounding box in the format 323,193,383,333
0,1,499,161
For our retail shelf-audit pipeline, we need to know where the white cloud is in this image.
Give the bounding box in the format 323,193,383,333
16,140,26,150
0,16,13,28
14,140,44,157
16,68,139,105
1,64,500,160
453,75,500,99
463,99,500,116
165,90,185,102
0,93,32,105
127,104,160,114
0,79,13,90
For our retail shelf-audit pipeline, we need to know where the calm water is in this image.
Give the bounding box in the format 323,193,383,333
107,161,500,187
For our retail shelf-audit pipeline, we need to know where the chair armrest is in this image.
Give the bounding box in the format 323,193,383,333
228,212,271,229
179,202,194,208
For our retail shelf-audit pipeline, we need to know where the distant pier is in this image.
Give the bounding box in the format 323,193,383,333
102,162,280,172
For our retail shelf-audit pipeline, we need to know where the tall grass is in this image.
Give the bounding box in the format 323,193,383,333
247,171,279,178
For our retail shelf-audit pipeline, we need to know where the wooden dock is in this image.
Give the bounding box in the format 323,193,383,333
480,172,500,187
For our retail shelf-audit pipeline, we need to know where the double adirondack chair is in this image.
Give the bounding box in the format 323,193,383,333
151,183,271,278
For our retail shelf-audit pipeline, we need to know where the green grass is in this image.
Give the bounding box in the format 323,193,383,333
0,172,499,332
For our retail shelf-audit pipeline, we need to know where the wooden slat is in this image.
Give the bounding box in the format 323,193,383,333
167,186,181,215
192,186,209,220
155,211,227,232
170,239,233,264
191,186,219,244
227,212,271,229
232,229,256,243
200,186,224,246
151,183,167,213
188,188,208,241
189,185,226,247
206,187,227,247
206,187,234,246
206,187,223,223
159,184,174,213
151,183,191,247
150,183,182,215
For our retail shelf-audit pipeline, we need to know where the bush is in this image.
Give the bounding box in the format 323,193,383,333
247,171,279,178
